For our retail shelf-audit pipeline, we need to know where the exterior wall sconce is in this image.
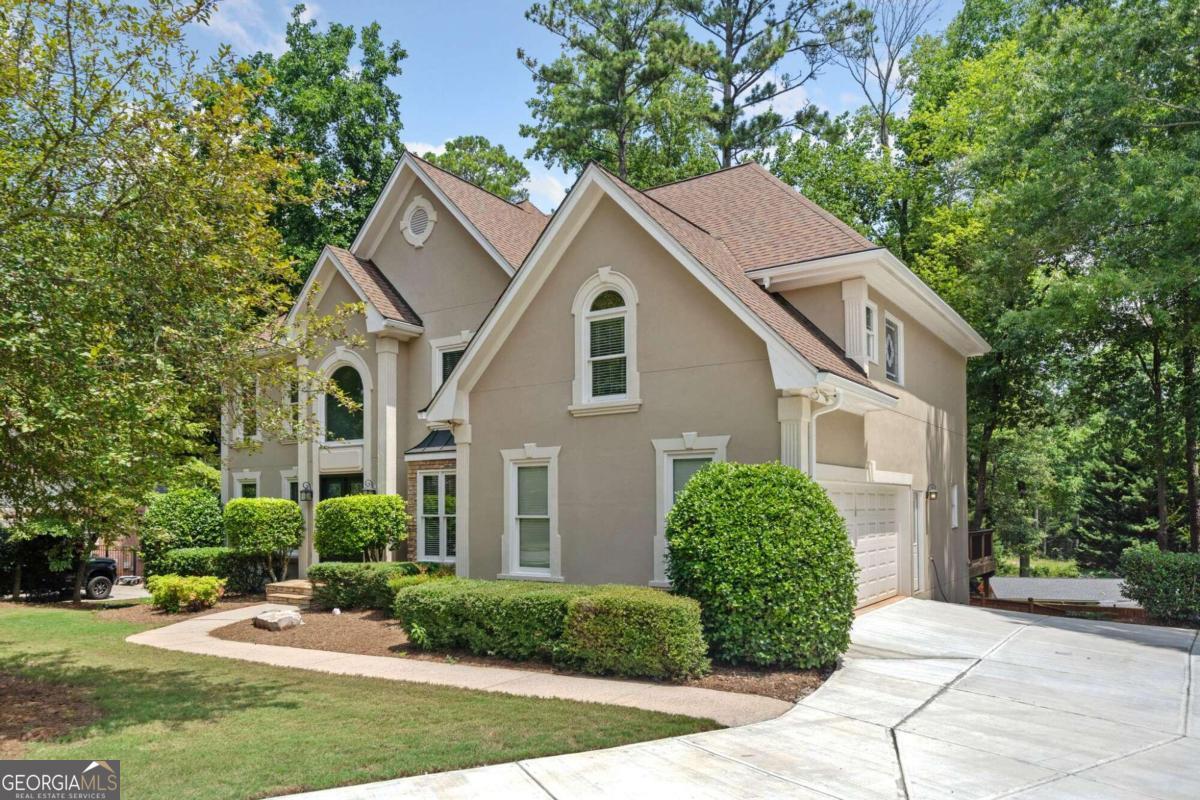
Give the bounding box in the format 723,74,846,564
299,482,314,502
362,479,377,495
926,483,939,501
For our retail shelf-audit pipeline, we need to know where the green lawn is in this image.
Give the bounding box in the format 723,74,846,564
0,604,716,800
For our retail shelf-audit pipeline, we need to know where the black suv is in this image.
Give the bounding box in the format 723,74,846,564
71,557,117,599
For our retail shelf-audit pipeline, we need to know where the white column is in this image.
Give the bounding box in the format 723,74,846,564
778,395,812,473
297,356,314,576
842,278,868,370
376,337,400,495
453,423,471,578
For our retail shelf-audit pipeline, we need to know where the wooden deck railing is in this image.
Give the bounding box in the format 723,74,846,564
968,528,996,579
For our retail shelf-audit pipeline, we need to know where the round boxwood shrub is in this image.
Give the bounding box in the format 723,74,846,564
665,461,858,668
141,488,224,576
314,494,409,562
223,498,303,582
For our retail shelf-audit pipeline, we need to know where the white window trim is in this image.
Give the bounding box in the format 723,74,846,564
401,195,438,248
569,267,641,417
316,348,373,448
951,483,960,529
429,330,473,395
416,469,457,563
233,470,260,499
231,379,262,447
280,468,298,501
883,312,905,385
651,433,730,587
499,443,563,581
865,300,880,364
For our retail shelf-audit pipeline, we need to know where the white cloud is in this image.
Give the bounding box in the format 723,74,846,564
202,0,286,55
526,168,567,211
404,141,447,158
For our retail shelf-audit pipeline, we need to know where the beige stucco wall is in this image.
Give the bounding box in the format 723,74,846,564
467,196,780,585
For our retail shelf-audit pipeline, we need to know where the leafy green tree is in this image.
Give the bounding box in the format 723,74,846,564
0,0,350,600
519,0,707,183
423,136,531,202
680,0,865,168
241,4,407,271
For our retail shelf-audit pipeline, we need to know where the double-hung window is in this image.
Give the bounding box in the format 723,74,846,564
586,290,628,399
651,434,729,586
418,471,457,562
501,445,560,580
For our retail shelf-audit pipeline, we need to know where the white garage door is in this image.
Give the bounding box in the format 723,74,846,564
823,483,901,607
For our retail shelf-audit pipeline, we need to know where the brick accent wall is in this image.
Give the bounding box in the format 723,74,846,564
404,456,457,562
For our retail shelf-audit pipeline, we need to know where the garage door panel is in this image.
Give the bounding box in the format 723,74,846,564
823,483,901,607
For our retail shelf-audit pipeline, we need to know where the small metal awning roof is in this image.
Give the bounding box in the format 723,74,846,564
405,429,456,454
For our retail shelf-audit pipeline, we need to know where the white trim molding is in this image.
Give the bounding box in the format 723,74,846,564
404,450,458,463
429,330,473,395
286,246,424,339
651,433,730,587
813,462,914,487
499,443,563,582
280,468,298,500
841,278,869,370
232,470,261,499
570,267,641,416
401,195,438,248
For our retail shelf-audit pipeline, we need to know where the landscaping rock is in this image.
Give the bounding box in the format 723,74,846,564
253,609,303,632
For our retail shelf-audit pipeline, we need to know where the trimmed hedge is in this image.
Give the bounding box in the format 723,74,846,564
224,498,303,582
1118,544,1200,623
666,461,858,669
141,488,224,576
158,547,269,595
393,579,710,680
314,495,409,562
307,561,422,609
148,574,225,613
561,587,709,680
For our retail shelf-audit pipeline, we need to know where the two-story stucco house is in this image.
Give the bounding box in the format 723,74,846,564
223,153,989,606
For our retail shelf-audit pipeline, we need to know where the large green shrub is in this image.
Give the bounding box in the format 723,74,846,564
1118,544,1200,623
223,498,303,582
393,580,710,680
148,574,225,613
394,579,589,660
307,561,422,609
560,587,709,680
314,495,409,562
158,546,269,595
666,461,858,668
141,488,223,576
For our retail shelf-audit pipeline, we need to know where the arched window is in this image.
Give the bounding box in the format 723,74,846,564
570,268,640,416
325,365,364,441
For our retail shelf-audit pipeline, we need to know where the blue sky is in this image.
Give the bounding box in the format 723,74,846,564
187,0,962,210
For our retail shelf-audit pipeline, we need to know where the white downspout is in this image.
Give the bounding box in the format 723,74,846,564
808,388,844,476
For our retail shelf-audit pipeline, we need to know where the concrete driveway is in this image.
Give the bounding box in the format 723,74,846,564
279,599,1199,799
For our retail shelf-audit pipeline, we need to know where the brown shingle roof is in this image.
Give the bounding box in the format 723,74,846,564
645,163,878,271
327,246,423,327
410,155,549,269
599,166,873,388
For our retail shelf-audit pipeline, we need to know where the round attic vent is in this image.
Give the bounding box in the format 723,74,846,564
409,206,429,235
402,196,437,247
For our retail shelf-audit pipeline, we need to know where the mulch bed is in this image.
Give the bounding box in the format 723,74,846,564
210,609,827,703
0,673,103,758
92,598,264,627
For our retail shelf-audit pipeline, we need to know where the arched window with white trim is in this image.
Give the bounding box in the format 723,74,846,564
325,364,365,442
570,268,640,416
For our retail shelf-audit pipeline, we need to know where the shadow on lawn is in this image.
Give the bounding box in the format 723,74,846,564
0,645,302,739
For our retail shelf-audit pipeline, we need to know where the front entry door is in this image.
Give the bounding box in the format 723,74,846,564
320,473,364,499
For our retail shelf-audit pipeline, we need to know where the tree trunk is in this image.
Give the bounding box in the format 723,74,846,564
11,563,21,601
1184,343,1199,552
1151,339,1171,550
1018,552,1030,577
972,374,1004,531
71,546,89,604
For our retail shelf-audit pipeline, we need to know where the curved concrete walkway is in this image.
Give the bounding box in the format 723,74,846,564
267,598,1200,800
124,603,789,727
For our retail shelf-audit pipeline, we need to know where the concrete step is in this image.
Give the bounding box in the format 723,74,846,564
265,579,314,597
266,592,314,609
